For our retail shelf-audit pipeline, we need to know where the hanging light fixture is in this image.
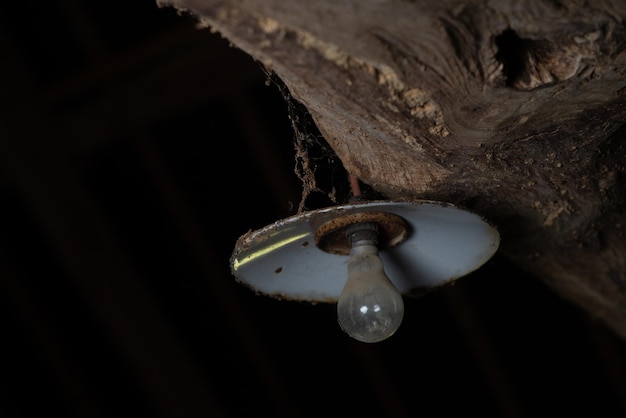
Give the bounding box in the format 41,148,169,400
230,195,500,343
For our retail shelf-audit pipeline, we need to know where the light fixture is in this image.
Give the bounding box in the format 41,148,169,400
230,199,500,343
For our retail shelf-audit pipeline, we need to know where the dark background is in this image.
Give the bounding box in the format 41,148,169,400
1,1,625,417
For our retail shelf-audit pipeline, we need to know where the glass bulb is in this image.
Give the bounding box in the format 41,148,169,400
337,223,404,343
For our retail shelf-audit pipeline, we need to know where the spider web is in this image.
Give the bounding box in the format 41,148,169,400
263,69,350,213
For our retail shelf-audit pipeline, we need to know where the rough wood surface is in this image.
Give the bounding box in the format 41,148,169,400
159,0,626,339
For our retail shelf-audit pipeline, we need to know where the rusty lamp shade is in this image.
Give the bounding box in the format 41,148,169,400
230,200,500,342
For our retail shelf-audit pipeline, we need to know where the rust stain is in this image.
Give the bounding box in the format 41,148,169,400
314,211,408,255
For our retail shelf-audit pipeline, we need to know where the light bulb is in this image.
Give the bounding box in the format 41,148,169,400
337,222,404,343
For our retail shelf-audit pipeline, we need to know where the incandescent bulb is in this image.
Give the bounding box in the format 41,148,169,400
337,222,404,343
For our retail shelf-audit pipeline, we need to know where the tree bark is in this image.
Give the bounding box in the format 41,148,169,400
159,0,626,339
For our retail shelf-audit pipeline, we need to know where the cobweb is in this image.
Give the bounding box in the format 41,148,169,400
262,69,350,213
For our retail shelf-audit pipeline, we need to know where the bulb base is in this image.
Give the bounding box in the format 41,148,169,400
346,222,379,247
315,211,408,255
